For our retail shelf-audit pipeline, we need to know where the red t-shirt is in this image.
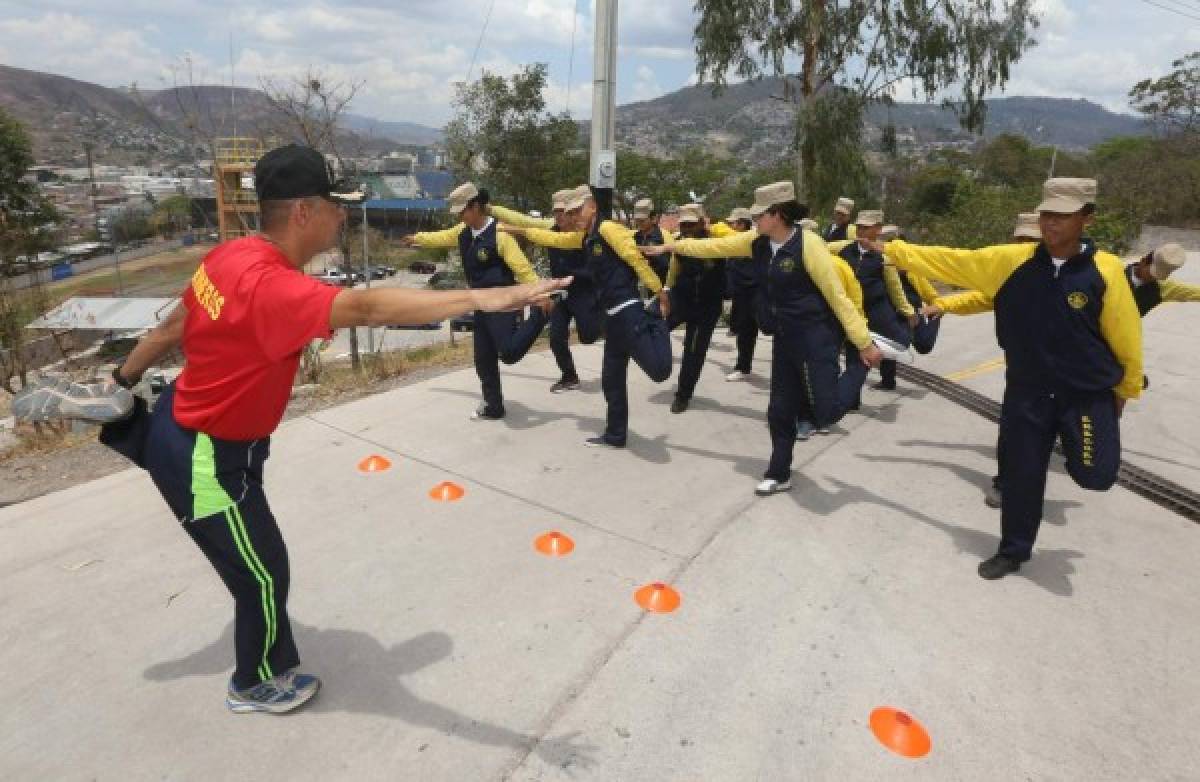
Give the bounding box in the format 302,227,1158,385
173,236,341,440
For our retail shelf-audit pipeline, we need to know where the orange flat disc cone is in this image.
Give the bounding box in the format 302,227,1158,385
869,707,931,758
429,481,465,501
634,582,681,613
534,531,575,556
357,455,392,473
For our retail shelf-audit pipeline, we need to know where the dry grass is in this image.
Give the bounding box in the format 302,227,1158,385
308,339,475,400
0,421,96,465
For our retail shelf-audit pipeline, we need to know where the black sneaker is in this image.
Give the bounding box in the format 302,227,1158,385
670,397,689,414
550,377,581,393
470,404,505,421
871,380,897,391
585,435,625,449
977,554,1021,580
984,484,1002,508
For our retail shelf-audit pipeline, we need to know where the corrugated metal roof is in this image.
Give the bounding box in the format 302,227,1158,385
364,199,447,210
27,297,178,331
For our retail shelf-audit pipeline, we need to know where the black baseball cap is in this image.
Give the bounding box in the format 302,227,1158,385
254,144,365,204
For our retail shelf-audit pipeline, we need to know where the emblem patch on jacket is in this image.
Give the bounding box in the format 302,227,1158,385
1067,291,1089,310
778,258,796,273
477,248,490,262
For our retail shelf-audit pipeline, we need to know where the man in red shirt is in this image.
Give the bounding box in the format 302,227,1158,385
14,145,567,713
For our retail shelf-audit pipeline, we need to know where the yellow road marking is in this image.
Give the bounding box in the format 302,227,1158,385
944,357,1006,382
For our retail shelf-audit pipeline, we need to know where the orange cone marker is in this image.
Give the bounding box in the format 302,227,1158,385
357,455,392,473
429,481,465,501
634,582,681,613
534,531,575,557
869,707,931,758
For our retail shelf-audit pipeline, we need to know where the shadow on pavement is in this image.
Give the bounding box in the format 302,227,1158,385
144,621,597,769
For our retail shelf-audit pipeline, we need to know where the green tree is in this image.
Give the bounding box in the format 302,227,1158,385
692,0,1041,200
444,64,585,211
1129,51,1200,136
0,109,60,392
615,147,738,219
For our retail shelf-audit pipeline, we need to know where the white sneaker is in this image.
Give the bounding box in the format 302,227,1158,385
725,370,750,382
755,478,792,497
870,332,915,364
11,377,134,424
816,427,831,435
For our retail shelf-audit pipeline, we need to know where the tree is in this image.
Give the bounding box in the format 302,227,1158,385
692,0,1041,201
1129,51,1200,137
260,69,364,168
0,109,59,393
444,64,585,211
614,148,738,219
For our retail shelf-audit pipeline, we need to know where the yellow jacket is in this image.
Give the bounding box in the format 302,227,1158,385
488,204,555,230
885,240,1143,399
1159,279,1200,303
669,229,871,350
906,273,941,306
520,221,664,294
833,257,865,316
827,239,915,317
411,221,538,284
936,290,994,316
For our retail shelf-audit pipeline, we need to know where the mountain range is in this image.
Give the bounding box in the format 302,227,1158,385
0,64,1149,167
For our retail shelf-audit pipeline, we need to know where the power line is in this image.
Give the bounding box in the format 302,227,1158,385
1135,0,1200,22
465,0,499,84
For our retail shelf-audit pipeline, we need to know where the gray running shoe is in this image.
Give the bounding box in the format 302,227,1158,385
11,377,134,424
226,671,320,714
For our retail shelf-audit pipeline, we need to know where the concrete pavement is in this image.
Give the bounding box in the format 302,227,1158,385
2,296,1199,780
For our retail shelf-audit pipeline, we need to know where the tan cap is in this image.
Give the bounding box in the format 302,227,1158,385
551,188,574,211
562,184,593,212
632,198,655,219
799,218,819,232
750,180,796,217
727,207,753,223
834,197,855,215
678,203,704,224
1013,212,1041,240
855,209,884,227
447,182,479,214
1036,178,1098,214
881,224,900,240
1151,243,1187,281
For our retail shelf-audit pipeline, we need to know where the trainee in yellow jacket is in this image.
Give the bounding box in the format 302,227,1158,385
827,239,915,318
518,222,664,295
885,240,1143,400
664,221,738,288
668,229,872,350
410,221,538,284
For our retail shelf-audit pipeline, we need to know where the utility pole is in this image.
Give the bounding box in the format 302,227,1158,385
361,195,374,355
589,0,618,191
85,141,123,294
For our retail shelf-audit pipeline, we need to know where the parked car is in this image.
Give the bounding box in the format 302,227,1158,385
369,267,389,281
409,261,437,274
450,312,475,332
378,265,398,276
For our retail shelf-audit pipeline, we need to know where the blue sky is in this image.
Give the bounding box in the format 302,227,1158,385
1,0,1198,127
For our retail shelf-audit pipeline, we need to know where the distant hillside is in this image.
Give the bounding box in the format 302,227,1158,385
612,75,1149,162
0,65,443,164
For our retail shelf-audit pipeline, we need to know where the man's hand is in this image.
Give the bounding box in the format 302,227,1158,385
859,343,883,368
920,304,944,320
907,313,920,328
399,235,416,248
473,277,572,313
641,243,673,257
537,297,556,316
657,289,671,320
